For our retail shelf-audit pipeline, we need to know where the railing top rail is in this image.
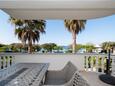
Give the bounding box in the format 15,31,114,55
0,52,113,55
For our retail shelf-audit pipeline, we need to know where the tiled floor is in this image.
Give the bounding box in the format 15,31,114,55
80,71,115,86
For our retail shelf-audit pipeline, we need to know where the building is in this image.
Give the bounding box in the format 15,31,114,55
93,45,103,53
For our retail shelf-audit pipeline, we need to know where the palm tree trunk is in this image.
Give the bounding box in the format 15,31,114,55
72,33,76,54
28,40,33,54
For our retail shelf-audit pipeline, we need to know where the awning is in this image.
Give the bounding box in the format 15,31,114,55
0,0,115,19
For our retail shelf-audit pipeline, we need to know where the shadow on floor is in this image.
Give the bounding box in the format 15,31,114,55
99,74,115,86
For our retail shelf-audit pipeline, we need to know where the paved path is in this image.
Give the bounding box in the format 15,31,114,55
80,71,115,86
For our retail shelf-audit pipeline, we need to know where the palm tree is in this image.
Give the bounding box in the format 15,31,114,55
10,18,46,53
64,20,86,53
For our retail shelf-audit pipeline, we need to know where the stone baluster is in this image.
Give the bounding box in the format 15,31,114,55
3,56,6,69
4,56,6,68
88,56,92,71
101,57,104,73
99,57,102,72
7,56,10,67
91,56,93,71
92,56,96,72
9,56,12,66
96,56,99,72
86,56,89,71
0,56,2,70
5,56,8,68
12,56,17,72
84,56,86,71
3,56,7,78
0,56,2,78
1,56,4,69
12,56,15,65
112,56,115,76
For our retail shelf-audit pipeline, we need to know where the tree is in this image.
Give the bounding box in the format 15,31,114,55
10,43,23,52
54,46,63,51
41,43,57,52
0,44,7,52
64,20,86,53
101,41,115,53
10,18,46,53
70,44,95,53
33,44,41,52
70,44,83,51
75,44,84,51
85,44,95,53
53,46,63,53
0,44,5,47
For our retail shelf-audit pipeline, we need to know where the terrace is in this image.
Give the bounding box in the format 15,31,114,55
0,53,114,86
0,0,115,86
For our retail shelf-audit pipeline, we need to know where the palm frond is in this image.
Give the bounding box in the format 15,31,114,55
10,17,46,44
64,20,86,34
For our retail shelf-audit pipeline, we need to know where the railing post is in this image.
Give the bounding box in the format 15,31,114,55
7,56,10,67
112,56,115,76
106,49,111,74
92,56,96,72
3,56,6,69
12,56,15,65
84,56,86,71
101,57,104,73
5,56,8,68
0,56,2,70
96,56,98,72
91,56,93,71
86,56,88,71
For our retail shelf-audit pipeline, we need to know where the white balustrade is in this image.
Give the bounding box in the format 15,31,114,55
83,55,107,73
0,55,17,80
0,53,114,76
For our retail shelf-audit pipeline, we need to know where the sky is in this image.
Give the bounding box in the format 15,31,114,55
0,10,115,46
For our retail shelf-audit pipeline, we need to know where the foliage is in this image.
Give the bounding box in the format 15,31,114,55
85,44,95,53
101,41,115,50
0,44,6,52
66,49,72,53
41,43,57,52
10,43,23,52
0,44,6,47
9,17,46,53
64,20,86,34
33,44,41,52
0,46,6,52
54,46,63,51
0,45,11,52
69,44,95,53
75,44,84,51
